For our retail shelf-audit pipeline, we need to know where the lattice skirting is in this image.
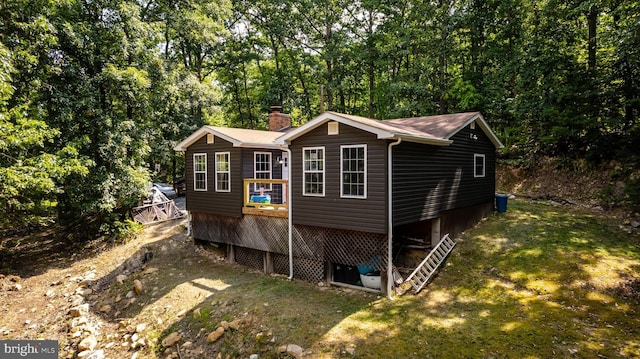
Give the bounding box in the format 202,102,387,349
235,246,264,271
273,253,325,282
293,225,387,271
192,212,388,278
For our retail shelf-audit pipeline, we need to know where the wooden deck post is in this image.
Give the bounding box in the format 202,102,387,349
431,217,441,247
264,251,274,274
227,244,235,263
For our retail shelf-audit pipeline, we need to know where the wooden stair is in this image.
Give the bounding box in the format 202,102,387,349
404,234,456,293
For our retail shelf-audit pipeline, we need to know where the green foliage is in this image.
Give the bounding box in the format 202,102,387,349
108,218,144,243
2,0,640,229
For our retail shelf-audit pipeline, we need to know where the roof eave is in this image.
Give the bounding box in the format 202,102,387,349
389,134,452,146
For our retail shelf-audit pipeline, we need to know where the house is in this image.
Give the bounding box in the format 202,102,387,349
174,109,503,295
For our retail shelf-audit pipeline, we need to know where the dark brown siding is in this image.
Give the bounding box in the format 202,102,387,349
290,123,388,233
185,136,243,217
392,124,497,226
241,149,286,203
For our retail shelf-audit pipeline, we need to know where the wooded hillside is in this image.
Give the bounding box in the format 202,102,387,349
1,0,639,231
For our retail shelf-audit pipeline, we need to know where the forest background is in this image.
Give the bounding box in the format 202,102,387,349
1,0,639,235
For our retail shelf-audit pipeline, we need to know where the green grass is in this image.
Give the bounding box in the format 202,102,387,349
331,199,640,358
155,199,640,358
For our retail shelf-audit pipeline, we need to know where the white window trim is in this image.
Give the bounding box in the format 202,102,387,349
474,154,486,178
302,146,325,197
254,151,272,192
215,151,231,192
340,144,367,199
193,153,207,191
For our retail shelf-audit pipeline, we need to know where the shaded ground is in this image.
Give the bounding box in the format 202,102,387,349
0,219,378,358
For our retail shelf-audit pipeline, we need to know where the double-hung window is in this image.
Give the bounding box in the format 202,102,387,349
215,152,231,192
254,152,272,191
193,153,207,191
302,147,324,196
474,154,485,178
341,145,367,198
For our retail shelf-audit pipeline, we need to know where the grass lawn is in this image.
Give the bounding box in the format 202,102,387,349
317,198,640,358
142,198,639,358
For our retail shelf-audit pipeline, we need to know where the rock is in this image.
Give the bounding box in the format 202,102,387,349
10,283,22,291
45,289,55,297
161,332,181,347
78,335,98,351
345,344,356,355
193,308,201,318
250,355,259,359
69,304,89,317
99,305,111,313
131,352,139,359
116,275,127,284
87,350,105,359
135,323,146,333
133,280,143,295
631,221,640,228
114,294,122,303
76,287,93,296
206,327,225,343
228,319,242,331
278,344,304,359
125,291,136,299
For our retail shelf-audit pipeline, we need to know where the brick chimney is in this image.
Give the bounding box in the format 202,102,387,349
268,106,291,132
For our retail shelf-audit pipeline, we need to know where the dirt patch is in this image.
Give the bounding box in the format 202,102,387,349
497,158,640,228
0,219,377,358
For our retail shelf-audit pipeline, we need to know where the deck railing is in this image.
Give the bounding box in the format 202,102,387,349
242,178,288,218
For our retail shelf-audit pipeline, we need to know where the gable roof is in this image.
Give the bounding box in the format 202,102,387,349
275,111,504,148
173,126,284,151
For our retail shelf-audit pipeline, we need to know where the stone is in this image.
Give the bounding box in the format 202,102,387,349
78,335,98,351
250,355,259,359
99,305,111,313
11,283,22,291
133,280,143,295
161,332,181,347
278,344,304,359
69,304,89,317
45,289,55,297
228,319,241,331
125,291,136,299
135,323,146,333
193,308,201,318
76,287,93,296
116,275,127,284
631,221,640,228
206,327,225,343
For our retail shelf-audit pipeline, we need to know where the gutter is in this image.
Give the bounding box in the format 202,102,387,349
387,138,402,300
279,145,294,280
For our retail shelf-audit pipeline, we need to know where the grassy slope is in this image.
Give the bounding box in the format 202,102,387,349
151,199,639,358
308,199,640,358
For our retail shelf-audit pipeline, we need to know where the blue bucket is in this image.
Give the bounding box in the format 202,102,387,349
496,194,508,213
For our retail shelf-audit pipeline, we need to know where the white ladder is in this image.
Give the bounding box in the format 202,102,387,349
404,234,456,293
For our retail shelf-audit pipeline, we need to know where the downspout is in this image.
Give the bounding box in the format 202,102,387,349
280,145,294,280
387,138,402,300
